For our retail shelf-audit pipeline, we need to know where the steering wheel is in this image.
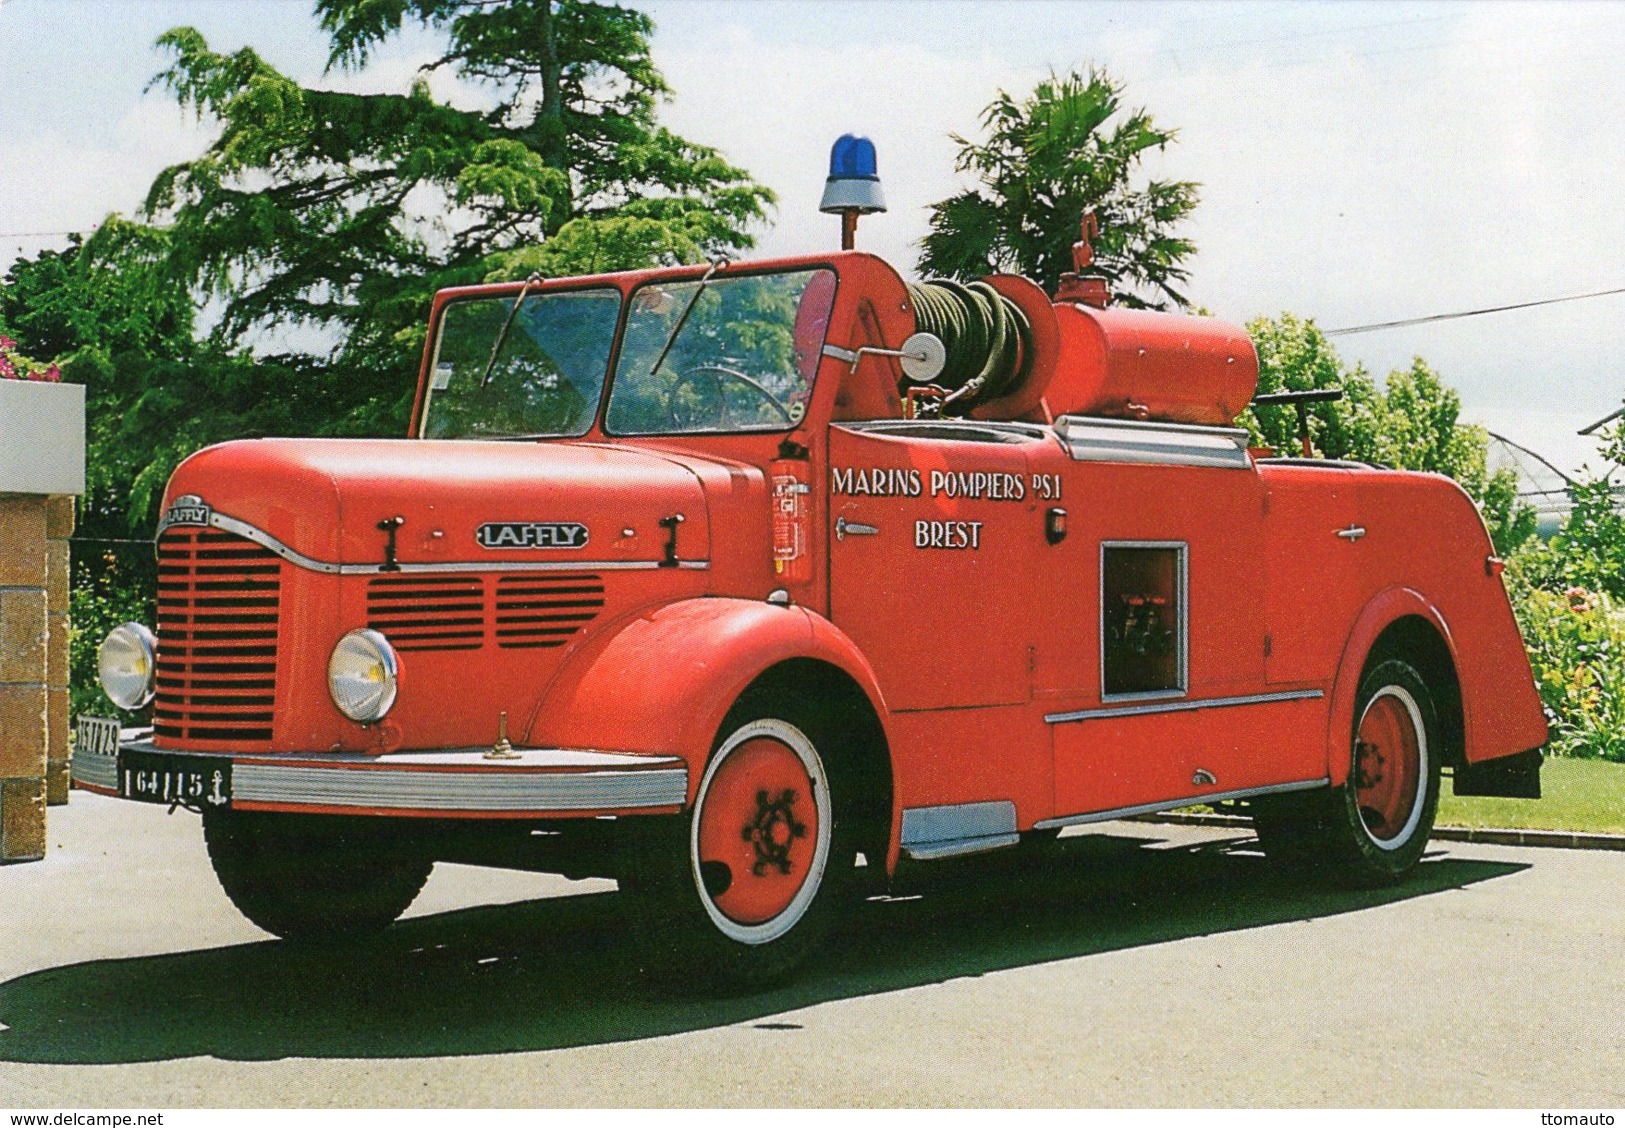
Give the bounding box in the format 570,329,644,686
665,363,794,430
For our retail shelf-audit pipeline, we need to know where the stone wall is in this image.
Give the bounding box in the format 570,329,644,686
0,494,73,863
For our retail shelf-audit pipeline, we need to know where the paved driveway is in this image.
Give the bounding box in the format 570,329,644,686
1,792,1620,1107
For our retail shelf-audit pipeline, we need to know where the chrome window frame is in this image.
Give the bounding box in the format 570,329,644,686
419,283,624,441
1099,539,1189,704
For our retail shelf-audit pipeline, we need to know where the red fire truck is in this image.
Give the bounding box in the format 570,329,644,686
76,230,1546,986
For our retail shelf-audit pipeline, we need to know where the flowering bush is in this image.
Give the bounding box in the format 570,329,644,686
0,335,62,382
1512,583,1625,762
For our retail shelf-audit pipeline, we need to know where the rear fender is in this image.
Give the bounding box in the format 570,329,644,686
527,598,891,804
1324,587,1455,788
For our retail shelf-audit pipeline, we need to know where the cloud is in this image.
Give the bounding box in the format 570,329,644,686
0,96,214,249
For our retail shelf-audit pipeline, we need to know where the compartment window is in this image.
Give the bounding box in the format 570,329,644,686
1101,543,1187,698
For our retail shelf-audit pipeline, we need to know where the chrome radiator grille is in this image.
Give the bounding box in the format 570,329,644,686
154,528,280,744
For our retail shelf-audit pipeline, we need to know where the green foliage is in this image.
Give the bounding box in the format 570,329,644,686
486,214,707,280
68,557,155,719
0,220,194,367
147,1,772,445
919,67,1199,307
1506,583,1625,762
1242,312,1536,556
1484,421,1624,760
1246,311,1385,460
1514,424,1625,601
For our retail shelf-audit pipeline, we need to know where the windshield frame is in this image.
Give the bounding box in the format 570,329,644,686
601,264,841,439
418,281,626,442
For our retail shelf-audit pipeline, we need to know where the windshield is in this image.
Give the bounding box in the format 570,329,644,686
605,268,836,434
422,287,621,439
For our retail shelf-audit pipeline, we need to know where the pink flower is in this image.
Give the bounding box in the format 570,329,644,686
0,336,14,350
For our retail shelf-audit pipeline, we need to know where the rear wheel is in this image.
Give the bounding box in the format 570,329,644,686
203,809,433,941
1253,657,1441,885
623,700,855,990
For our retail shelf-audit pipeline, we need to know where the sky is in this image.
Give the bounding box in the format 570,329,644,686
1,0,1622,475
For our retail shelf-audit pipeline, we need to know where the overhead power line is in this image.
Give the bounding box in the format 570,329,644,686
1325,286,1625,336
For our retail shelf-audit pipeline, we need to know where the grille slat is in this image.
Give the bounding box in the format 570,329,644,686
368,576,486,651
496,575,605,650
156,528,281,744
364,573,608,651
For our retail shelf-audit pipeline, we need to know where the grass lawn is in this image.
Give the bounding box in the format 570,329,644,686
1440,756,1625,835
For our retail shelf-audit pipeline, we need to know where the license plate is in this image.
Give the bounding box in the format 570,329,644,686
76,715,121,757
119,748,232,809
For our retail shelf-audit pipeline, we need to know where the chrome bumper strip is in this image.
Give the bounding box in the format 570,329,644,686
70,741,123,792
233,763,687,812
1033,777,1330,831
1045,689,1323,725
73,734,689,815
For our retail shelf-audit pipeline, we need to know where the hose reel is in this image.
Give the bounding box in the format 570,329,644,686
905,279,1034,414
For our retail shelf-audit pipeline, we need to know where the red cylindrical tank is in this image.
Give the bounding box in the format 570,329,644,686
1042,303,1258,427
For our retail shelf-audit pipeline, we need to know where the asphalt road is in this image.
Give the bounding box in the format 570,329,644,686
1,792,1622,1108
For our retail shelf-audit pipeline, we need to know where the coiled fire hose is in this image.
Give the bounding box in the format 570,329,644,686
905,279,1033,412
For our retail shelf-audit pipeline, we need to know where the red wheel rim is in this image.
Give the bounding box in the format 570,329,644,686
696,735,821,926
1354,689,1423,845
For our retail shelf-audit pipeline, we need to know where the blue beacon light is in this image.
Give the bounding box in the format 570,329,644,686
819,134,886,249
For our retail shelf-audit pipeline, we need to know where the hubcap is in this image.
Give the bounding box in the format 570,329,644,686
1354,686,1427,849
693,721,829,942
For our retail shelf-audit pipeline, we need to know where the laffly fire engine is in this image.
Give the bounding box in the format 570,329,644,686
76,169,1546,986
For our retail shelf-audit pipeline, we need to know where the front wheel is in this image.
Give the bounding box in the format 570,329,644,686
203,809,433,941
623,703,852,990
1253,658,1441,886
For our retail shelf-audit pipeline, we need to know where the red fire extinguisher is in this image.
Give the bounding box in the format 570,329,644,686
770,456,812,585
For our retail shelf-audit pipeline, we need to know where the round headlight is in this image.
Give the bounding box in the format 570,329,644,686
327,628,399,723
98,622,157,710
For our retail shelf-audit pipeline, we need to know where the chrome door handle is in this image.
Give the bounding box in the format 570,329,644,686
836,517,878,541
1335,525,1367,541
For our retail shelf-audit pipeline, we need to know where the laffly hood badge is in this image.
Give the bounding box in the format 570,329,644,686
163,495,212,528
476,522,589,550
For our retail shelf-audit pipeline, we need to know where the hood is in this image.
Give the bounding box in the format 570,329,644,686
163,438,712,570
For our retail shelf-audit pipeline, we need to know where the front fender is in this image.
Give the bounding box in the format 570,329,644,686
527,597,890,801
1324,587,1454,788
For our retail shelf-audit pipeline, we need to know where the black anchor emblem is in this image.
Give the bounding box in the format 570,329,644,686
741,788,807,876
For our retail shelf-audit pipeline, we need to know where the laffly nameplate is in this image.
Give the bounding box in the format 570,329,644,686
476,521,589,549
120,748,232,809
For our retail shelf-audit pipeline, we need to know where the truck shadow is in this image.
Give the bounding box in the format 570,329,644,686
0,829,1526,1065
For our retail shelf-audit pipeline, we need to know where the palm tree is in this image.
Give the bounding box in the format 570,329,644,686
918,68,1199,309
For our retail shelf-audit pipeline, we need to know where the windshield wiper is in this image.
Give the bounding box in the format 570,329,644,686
645,258,729,380
478,271,545,388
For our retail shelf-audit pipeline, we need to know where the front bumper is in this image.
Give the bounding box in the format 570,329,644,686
72,727,689,819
